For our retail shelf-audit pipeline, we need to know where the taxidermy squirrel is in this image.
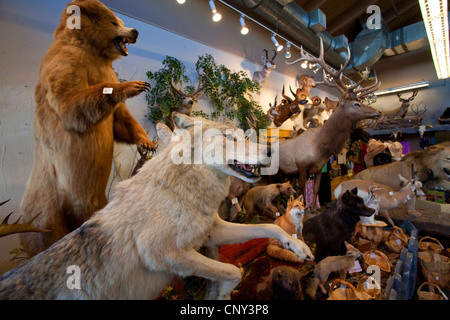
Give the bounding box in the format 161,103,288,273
267,195,306,263
305,242,361,299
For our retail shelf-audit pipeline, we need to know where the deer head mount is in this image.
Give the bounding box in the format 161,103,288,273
253,49,277,87
286,38,381,105
170,70,205,116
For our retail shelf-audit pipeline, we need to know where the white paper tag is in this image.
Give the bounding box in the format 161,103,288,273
389,191,394,196
231,197,238,205
292,234,298,239
275,212,280,217
397,239,402,245
103,87,113,94
348,260,362,273
370,252,376,259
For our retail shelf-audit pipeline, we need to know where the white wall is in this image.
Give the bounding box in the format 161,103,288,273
0,0,337,271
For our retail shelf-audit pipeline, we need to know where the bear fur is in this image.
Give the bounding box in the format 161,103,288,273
243,181,296,219
19,0,155,257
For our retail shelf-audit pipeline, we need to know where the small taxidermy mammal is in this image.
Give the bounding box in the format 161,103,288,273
243,181,296,219
305,242,361,299
271,265,304,300
267,195,306,263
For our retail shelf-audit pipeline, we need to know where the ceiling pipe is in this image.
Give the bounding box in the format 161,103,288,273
222,0,348,68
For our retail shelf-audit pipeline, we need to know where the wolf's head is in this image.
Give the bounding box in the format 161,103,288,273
170,113,272,183
340,187,375,218
55,0,139,59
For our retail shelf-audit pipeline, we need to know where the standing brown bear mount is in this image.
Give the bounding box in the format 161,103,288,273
19,0,155,257
243,182,296,220
281,38,381,210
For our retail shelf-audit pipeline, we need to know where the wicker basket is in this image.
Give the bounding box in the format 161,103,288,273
418,250,450,288
362,250,392,276
356,274,381,300
418,236,444,254
327,279,371,300
384,226,409,253
417,282,448,300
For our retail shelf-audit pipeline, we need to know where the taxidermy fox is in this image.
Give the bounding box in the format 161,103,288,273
267,195,306,263
306,242,361,299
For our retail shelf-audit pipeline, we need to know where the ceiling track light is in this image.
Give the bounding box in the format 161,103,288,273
209,0,222,22
285,41,291,59
271,34,283,52
239,15,249,35
176,0,186,4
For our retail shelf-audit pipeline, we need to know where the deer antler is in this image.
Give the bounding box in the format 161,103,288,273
287,38,380,99
0,200,51,237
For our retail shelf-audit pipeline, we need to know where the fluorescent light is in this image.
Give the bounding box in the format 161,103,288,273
209,0,222,22
419,0,450,79
240,15,249,35
373,81,429,96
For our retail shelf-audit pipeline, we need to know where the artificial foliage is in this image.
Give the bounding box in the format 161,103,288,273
145,54,269,131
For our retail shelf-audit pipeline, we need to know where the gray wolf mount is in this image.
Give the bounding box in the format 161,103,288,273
303,188,374,262
19,0,155,257
0,113,313,300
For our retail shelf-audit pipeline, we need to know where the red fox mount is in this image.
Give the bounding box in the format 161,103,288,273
267,195,306,263
305,242,362,299
19,0,155,257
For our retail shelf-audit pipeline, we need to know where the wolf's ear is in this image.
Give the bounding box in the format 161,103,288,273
351,187,358,195
172,112,194,129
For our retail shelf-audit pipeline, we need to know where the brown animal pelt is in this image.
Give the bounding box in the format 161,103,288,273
19,0,154,257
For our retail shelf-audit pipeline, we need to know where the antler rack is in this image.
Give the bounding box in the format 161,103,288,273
286,38,381,100
0,200,51,238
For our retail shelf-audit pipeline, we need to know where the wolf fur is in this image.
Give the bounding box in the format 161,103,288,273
0,113,313,299
243,181,296,219
305,242,361,299
267,195,306,263
303,188,374,261
19,0,155,257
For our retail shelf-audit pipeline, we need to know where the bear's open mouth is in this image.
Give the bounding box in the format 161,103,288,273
229,161,260,179
114,36,134,56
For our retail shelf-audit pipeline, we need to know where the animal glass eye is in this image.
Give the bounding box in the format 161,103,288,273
354,102,361,108
112,22,118,26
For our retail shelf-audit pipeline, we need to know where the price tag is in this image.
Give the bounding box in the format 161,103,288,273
103,87,113,94
231,198,238,205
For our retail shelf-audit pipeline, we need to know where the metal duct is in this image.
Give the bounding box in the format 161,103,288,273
223,0,348,68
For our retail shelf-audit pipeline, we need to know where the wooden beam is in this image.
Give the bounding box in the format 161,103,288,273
302,0,329,13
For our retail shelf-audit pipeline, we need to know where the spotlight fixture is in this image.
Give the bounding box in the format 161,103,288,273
419,0,449,79
301,61,308,69
239,15,249,35
271,34,283,52
285,41,291,59
209,0,222,22
176,0,186,4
